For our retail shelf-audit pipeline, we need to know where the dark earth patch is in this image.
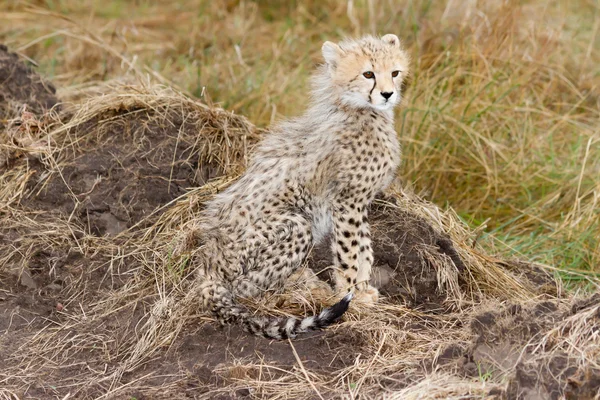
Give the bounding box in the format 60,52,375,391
433,297,600,400
0,44,59,123
19,106,224,236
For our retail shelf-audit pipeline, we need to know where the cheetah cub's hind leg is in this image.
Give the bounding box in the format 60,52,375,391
287,267,335,303
231,211,314,298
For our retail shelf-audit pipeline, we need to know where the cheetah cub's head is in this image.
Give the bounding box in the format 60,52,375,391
321,34,409,111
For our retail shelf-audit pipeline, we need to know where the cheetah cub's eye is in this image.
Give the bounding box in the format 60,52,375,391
363,71,375,79
391,70,400,78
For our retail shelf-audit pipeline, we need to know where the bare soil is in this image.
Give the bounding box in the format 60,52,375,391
0,44,59,124
438,296,600,400
1,46,599,399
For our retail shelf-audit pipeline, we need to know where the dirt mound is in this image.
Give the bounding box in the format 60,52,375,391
8,93,258,238
1,49,598,399
0,45,59,121
0,45,60,167
309,200,466,310
22,104,225,236
434,295,600,399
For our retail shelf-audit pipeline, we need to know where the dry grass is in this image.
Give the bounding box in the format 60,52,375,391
0,0,599,398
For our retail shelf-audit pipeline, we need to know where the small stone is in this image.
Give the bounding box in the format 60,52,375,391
19,267,37,290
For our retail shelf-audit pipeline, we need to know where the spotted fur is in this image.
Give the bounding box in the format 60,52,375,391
189,34,409,339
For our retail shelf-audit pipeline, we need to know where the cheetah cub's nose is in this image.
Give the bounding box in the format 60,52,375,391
381,92,393,99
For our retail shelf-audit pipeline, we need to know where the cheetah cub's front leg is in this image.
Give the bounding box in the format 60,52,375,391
331,202,379,304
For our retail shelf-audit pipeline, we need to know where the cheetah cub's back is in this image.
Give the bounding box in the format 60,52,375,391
188,34,409,339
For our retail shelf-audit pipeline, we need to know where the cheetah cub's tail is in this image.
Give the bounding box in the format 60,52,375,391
244,292,353,340
198,278,352,339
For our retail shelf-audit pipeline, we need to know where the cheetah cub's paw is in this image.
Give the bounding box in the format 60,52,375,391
353,285,379,304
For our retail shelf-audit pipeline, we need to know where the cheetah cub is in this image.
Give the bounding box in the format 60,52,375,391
188,34,409,339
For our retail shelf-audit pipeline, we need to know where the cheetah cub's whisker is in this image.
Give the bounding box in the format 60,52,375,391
188,34,409,339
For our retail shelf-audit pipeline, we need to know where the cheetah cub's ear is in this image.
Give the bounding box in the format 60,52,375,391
381,34,401,48
322,41,344,69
